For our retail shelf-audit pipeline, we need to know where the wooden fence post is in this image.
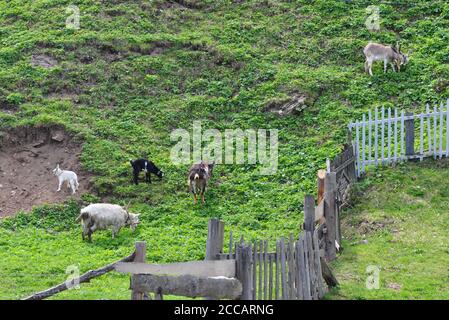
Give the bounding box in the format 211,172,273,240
205,219,225,261
236,244,252,300
205,219,224,299
304,194,315,232
317,170,326,203
405,112,415,156
131,241,146,300
324,172,337,262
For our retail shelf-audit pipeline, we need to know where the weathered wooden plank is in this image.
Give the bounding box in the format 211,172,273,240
304,194,315,231
116,260,236,278
132,241,147,300
317,169,326,204
320,258,339,288
287,234,295,299
324,172,337,262
263,240,268,300
350,143,357,181
295,239,304,300
306,231,317,300
268,252,273,300
228,231,233,260
205,219,224,261
205,219,225,300
302,234,312,300
280,237,287,300
131,274,242,300
236,244,252,300
315,199,325,225
252,241,257,300
258,240,262,300
275,240,280,300
313,230,326,299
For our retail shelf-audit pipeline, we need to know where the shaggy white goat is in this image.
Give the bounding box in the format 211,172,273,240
52,164,79,194
75,203,140,242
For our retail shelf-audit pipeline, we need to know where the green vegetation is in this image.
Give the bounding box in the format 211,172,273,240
329,159,449,299
0,0,448,299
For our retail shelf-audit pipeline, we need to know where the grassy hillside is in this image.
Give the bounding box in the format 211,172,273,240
329,159,449,300
0,0,448,299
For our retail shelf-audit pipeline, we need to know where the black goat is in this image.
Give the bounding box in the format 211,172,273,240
130,159,163,185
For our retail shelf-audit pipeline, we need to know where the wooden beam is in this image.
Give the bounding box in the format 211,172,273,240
131,241,146,300
315,199,325,224
131,274,242,300
236,245,252,300
324,172,337,262
205,219,225,300
317,169,326,203
304,194,315,232
320,257,339,288
205,219,224,261
115,260,236,278
22,252,136,300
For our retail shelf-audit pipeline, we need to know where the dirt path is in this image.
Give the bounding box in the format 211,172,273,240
0,126,93,217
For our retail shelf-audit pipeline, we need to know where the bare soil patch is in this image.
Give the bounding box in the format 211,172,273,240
0,126,93,217
264,94,312,116
31,54,58,68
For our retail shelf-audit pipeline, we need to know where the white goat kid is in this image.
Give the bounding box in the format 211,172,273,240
52,164,79,194
364,42,408,76
75,203,140,242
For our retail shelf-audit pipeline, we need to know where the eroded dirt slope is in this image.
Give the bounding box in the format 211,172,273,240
0,126,92,217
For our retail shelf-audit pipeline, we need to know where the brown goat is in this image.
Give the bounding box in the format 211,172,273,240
187,161,215,204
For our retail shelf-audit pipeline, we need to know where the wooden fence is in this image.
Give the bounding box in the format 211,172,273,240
348,100,449,177
210,222,327,300
123,160,348,301
23,139,356,301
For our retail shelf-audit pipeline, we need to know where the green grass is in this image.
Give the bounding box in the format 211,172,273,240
327,159,449,300
0,0,448,299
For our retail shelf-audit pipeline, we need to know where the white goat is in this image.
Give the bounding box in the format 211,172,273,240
75,203,140,242
364,42,408,76
52,164,79,194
